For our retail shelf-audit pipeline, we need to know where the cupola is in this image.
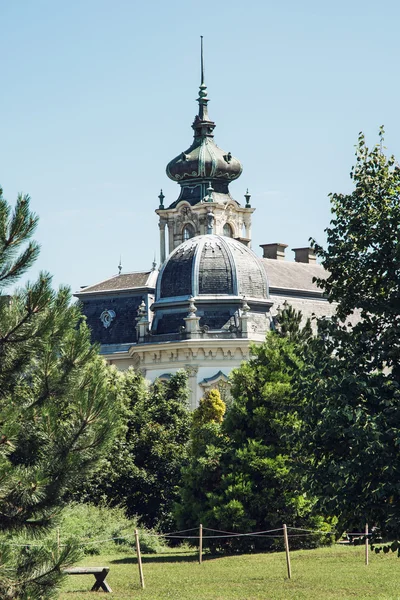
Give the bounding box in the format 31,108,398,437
151,235,271,337
165,37,243,208
156,39,255,263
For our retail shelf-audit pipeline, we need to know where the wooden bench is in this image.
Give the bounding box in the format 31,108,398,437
63,567,112,592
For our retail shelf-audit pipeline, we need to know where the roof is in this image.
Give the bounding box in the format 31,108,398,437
156,235,268,301
261,258,326,294
75,270,158,295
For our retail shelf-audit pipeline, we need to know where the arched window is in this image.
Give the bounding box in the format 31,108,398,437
182,224,195,241
223,223,233,238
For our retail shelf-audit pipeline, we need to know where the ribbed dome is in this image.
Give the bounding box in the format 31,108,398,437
156,235,268,301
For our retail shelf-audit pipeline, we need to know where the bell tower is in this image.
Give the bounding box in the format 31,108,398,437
156,37,254,263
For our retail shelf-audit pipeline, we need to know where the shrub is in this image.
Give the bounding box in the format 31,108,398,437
2,503,166,556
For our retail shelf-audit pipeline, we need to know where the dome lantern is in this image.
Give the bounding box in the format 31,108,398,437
165,38,243,207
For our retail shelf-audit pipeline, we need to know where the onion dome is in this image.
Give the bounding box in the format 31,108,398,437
165,38,243,207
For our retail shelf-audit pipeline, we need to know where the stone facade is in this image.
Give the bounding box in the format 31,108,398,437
156,200,254,262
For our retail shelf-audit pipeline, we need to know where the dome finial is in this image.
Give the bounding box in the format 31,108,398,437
201,35,205,86
165,41,243,204
158,189,165,209
194,36,213,133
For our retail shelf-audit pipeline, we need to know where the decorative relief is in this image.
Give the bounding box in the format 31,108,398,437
175,205,199,230
174,171,198,180
137,344,248,367
180,206,192,218
100,309,116,329
199,371,232,404
184,364,199,377
206,209,214,232
224,152,232,164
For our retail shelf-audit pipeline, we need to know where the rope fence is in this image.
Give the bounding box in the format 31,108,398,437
2,522,374,586
0,524,360,547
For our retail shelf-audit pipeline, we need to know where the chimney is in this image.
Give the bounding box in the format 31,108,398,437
292,247,317,264
235,236,250,247
259,243,287,260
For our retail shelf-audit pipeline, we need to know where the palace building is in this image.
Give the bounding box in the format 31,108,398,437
75,48,336,409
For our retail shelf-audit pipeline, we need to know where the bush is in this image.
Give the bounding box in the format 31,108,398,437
2,503,166,556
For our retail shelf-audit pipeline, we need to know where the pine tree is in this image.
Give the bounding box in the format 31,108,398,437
0,188,119,599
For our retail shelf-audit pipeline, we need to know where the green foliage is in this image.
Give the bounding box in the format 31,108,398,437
0,188,120,598
176,309,331,553
76,369,192,531
298,131,400,541
273,301,312,343
312,128,400,373
56,503,165,554
58,546,400,600
6,503,165,556
175,388,228,536
193,389,226,427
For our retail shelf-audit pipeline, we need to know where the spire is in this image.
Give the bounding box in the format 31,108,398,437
192,36,215,139
118,256,122,275
200,35,205,86
165,39,243,207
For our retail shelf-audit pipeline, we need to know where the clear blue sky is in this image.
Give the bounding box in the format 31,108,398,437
1,0,399,293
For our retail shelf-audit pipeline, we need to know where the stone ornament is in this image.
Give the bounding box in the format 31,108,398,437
100,309,116,329
184,364,199,377
241,297,250,313
188,296,197,315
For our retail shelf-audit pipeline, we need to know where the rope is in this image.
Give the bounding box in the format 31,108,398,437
0,542,43,547
162,527,199,536
203,527,283,535
0,525,355,548
286,527,336,535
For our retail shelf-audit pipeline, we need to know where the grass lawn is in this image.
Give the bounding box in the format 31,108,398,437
59,545,400,600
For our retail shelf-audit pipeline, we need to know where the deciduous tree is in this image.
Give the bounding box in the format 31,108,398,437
299,131,400,538
78,370,192,531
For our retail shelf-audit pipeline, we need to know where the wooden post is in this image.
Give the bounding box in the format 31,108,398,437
365,523,369,566
135,529,145,589
283,524,292,579
57,527,60,559
199,523,203,564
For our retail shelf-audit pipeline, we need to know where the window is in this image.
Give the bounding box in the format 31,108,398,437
223,223,233,237
182,224,195,241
